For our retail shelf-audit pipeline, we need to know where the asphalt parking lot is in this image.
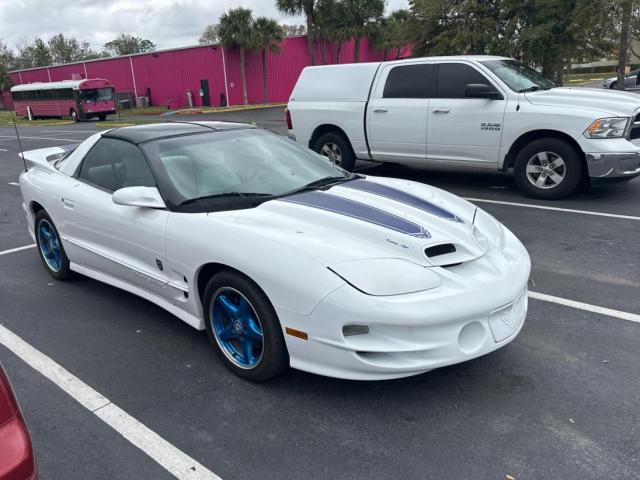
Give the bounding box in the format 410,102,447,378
0,107,639,480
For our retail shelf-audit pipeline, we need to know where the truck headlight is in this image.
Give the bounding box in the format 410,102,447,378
584,117,629,138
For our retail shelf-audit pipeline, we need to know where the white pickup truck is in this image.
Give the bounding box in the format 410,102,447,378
286,55,640,198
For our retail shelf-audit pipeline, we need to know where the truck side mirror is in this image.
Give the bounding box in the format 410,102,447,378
465,84,503,100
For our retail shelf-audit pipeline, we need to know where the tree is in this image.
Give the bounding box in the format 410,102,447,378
219,7,255,105
617,0,636,89
369,9,412,60
277,0,319,65
253,17,284,103
281,24,307,36
15,38,52,69
315,0,340,64
0,40,15,93
48,34,97,64
104,34,156,56
199,24,220,44
336,0,385,62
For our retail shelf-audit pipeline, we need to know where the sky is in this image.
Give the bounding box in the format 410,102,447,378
0,0,409,52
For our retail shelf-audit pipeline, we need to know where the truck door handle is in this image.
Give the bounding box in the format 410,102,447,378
373,108,388,113
62,198,75,210
433,108,450,114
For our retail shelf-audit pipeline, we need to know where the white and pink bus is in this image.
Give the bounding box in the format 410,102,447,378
11,78,116,121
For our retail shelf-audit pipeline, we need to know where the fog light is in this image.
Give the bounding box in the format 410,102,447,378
342,325,369,336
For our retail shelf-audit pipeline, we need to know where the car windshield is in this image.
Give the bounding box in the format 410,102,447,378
142,129,351,210
481,59,556,92
81,88,114,102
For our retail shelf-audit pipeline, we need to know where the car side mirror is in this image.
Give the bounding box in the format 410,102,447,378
465,83,503,100
112,186,166,209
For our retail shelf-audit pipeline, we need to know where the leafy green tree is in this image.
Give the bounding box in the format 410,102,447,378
104,34,156,56
199,24,220,44
253,17,284,103
370,9,412,60
219,7,255,105
48,34,97,64
15,38,52,69
0,40,15,93
276,0,319,65
339,0,384,62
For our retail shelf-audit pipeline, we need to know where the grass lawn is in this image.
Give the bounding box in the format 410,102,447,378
0,110,74,126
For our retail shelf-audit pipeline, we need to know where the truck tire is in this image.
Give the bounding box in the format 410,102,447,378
314,132,355,171
513,138,583,199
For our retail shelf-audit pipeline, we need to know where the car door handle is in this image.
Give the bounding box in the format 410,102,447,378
432,108,450,114
373,108,388,113
62,198,75,210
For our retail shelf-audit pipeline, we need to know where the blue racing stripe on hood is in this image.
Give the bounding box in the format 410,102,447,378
280,191,430,238
340,179,464,222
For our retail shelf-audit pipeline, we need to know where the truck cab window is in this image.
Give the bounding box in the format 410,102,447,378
383,64,434,99
436,63,497,99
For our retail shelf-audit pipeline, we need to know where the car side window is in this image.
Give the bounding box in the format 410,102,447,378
78,138,156,192
436,63,498,99
383,64,434,99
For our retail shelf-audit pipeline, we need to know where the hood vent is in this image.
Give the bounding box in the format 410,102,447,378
425,243,456,258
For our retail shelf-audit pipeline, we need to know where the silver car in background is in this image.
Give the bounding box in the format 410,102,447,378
603,69,640,90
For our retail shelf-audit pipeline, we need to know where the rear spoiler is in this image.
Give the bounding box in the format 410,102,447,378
19,143,80,171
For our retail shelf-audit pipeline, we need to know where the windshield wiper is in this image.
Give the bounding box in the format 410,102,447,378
279,174,359,198
518,86,548,93
179,192,273,206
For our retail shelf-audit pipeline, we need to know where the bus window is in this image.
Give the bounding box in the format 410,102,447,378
81,88,114,102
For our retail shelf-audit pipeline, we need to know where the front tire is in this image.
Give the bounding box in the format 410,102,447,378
35,210,72,280
314,132,355,171
203,271,289,382
610,81,617,89
513,138,583,199
98,113,107,121
70,109,79,122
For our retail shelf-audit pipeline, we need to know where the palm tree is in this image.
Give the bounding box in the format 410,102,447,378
340,0,385,62
253,18,283,103
276,0,318,65
369,10,411,61
219,7,255,105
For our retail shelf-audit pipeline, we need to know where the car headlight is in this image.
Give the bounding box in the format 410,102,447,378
329,258,441,296
473,208,505,250
584,117,629,138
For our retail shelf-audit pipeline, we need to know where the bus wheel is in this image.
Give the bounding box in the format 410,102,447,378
98,114,107,121
70,109,79,122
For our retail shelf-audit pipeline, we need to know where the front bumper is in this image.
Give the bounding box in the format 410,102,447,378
280,230,531,380
585,151,640,178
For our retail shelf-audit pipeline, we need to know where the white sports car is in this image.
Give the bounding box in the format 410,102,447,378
19,122,531,381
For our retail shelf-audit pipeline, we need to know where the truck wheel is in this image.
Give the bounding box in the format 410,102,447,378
70,109,79,122
513,138,583,199
314,132,355,171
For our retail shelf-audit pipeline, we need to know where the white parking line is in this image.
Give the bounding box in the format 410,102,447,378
529,291,640,323
8,182,19,186
0,244,35,256
0,135,83,143
37,130,96,134
0,324,221,480
0,148,8,152
464,197,640,221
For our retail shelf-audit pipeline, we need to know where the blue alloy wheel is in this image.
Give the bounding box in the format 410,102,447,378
38,219,62,272
211,287,264,369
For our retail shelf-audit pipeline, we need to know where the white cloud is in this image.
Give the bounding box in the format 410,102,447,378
0,0,409,51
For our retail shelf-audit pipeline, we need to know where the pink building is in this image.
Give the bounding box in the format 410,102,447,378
6,36,404,110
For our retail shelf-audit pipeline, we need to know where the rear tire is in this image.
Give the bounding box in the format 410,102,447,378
35,210,72,280
98,113,107,121
203,271,289,382
314,132,355,171
513,138,583,199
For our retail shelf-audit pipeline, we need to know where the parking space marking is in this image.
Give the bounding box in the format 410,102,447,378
464,197,640,221
0,135,83,143
529,291,640,323
8,182,19,186
0,244,35,256
36,130,97,134
0,148,8,152
0,324,221,480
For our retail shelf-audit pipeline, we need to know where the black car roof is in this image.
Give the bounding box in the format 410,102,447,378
102,121,256,144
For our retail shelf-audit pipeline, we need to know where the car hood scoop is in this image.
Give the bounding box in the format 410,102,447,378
214,176,489,267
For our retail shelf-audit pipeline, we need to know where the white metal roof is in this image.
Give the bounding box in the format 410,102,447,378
10,79,88,92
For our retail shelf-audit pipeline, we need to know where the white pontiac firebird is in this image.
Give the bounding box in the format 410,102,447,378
19,122,531,381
